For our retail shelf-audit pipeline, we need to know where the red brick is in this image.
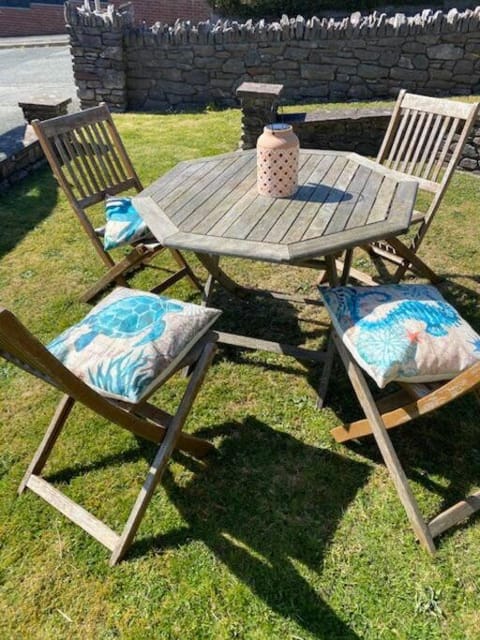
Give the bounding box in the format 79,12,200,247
0,1,211,38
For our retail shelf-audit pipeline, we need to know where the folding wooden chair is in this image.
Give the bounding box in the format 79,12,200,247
321,284,480,553
33,104,202,303
1,289,220,564
333,91,479,285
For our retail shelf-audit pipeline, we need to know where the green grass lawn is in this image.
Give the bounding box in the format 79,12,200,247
1,105,480,639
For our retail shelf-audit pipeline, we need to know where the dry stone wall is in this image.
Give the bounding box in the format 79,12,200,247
66,3,480,112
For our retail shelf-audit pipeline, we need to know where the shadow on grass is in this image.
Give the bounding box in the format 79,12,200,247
130,417,370,639
200,284,329,394
0,167,58,260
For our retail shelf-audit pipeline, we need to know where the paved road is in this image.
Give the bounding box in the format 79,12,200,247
0,44,77,159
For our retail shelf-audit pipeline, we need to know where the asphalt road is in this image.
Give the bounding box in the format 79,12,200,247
0,44,77,159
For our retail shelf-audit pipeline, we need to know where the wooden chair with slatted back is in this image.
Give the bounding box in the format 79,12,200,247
321,284,480,553
0,295,218,565
334,91,479,286
33,103,202,303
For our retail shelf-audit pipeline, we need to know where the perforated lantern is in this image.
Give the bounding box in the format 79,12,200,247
256,123,299,198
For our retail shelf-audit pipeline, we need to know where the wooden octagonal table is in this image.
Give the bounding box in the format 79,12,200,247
133,149,418,398
134,149,417,267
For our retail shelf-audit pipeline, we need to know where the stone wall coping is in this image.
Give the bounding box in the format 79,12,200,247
66,2,480,44
236,82,284,98
282,107,393,124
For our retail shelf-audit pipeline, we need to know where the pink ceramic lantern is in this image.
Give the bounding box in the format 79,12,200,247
257,123,299,198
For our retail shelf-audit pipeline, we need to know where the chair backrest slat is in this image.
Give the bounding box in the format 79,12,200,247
431,117,459,182
83,122,115,190
93,121,118,186
53,134,88,199
386,107,410,167
393,109,422,172
422,115,452,181
413,113,443,182
407,111,433,175
62,131,95,196
96,120,124,184
399,110,426,173
73,127,103,193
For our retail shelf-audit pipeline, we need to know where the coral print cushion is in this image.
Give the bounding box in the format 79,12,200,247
103,197,151,250
47,288,221,403
320,284,480,388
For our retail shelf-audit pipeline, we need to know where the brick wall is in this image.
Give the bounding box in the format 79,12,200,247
133,0,211,26
0,0,211,37
0,5,67,37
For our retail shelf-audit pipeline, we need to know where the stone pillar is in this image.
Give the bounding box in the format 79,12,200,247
65,1,131,112
18,97,72,124
236,82,284,150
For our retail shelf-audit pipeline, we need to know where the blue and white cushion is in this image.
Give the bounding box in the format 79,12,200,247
47,288,221,403
103,197,152,250
320,284,480,388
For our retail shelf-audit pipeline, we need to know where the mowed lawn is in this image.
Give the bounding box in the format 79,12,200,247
1,104,480,639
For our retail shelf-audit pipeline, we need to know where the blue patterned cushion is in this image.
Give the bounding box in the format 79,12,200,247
103,197,151,250
47,288,221,403
320,284,480,388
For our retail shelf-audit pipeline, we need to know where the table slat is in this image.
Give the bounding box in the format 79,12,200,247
366,176,398,224
301,156,352,241
228,154,324,241
184,159,256,233
281,154,340,243
171,154,246,224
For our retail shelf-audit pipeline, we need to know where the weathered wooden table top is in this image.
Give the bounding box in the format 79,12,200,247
133,149,418,264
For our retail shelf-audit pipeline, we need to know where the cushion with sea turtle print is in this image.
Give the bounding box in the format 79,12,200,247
47,287,221,403
319,284,480,388
103,197,152,250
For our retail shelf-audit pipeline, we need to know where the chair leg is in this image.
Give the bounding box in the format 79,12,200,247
387,237,442,284
333,335,436,554
18,395,75,495
80,247,152,303
316,333,336,409
316,255,349,408
109,343,217,565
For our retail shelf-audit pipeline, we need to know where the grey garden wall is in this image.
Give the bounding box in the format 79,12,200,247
65,3,480,113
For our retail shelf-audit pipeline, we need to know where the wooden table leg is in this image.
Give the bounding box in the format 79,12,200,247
194,253,246,298
325,254,339,287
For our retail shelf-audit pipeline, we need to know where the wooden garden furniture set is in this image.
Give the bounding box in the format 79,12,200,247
1,91,480,563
